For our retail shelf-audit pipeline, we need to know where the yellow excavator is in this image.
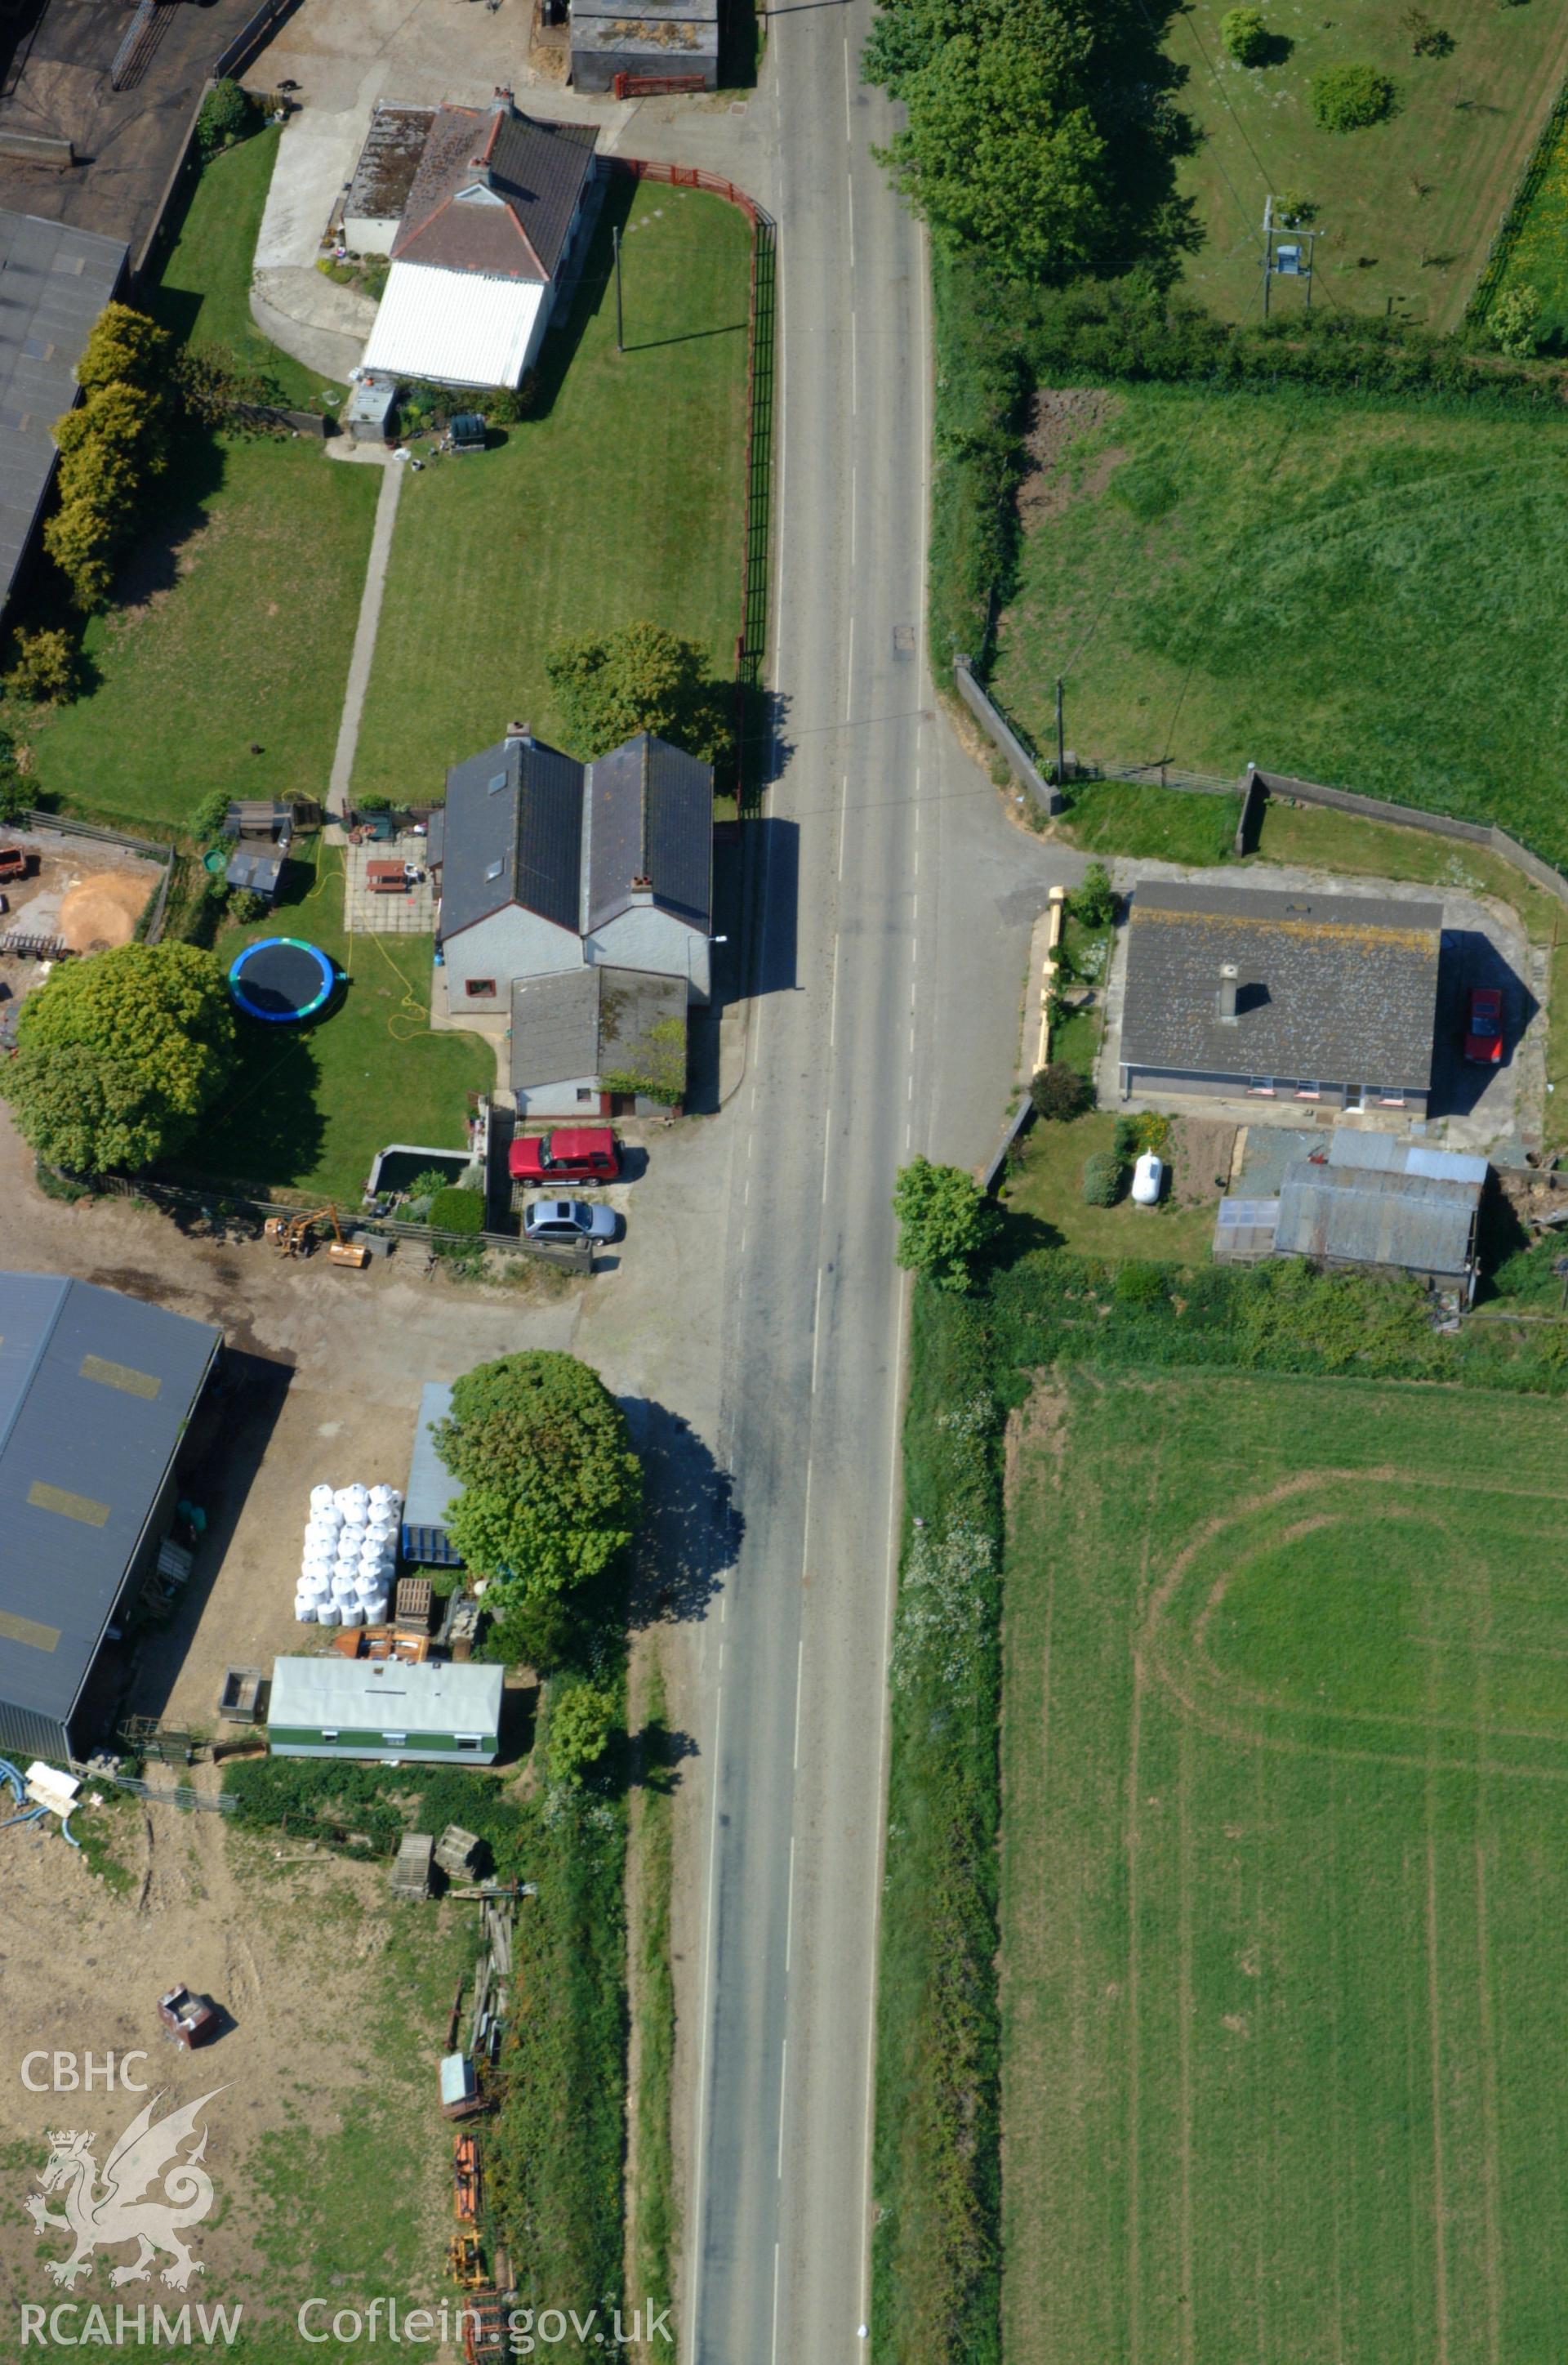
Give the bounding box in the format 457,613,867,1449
262,1203,369,1267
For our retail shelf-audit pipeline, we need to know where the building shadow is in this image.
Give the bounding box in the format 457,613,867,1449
118,1348,296,1738
1429,930,1537,1122
746,813,798,998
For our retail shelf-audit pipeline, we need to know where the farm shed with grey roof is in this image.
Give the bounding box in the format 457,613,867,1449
0,1274,220,1762
568,0,719,92
0,212,126,619
1275,1162,1481,1294
1118,884,1442,1115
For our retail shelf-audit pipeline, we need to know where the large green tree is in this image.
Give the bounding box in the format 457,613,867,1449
893,1156,1001,1292
866,0,1109,276
2,941,235,1174
544,620,729,765
437,1351,644,1605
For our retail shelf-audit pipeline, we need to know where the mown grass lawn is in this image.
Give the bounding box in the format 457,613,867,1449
1165,0,1568,328
147,125,335,412
1003,1367,1568,2365
1001,1109,1219,1263
994,384,1568,868
20,131,375,834
352,182,751,799
175,840,492,1203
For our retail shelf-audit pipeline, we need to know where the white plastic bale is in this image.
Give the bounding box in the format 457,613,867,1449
341,1604,365,1629
310,1483,336,1511
296,1600,318,1623
317,1604,341,1626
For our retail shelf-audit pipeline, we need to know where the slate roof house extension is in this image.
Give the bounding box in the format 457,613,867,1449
510,962,688,1117
0,1274,221,1762
1118,883,1443,1115
568,0,720,94
434,722,715,1016
359,91,598,389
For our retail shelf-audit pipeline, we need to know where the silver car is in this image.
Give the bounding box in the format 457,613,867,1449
522,1197,619,1243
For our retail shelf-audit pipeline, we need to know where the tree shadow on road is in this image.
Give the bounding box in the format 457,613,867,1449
623,1397,742,1631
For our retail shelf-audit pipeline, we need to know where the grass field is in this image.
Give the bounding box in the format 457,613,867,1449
1003,1367,1568,2363
352,183,751,801
147,127,334,411
992,384,1568,868
23,132,375,833
176,840,492,1203
1165,0,1568,329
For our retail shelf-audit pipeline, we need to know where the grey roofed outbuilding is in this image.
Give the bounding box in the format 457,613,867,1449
439,731,583,939
0,212,127,617
0,1274,220,1738
1274,1162,1481,1281
586,732,712,933
1120,884,1442,1090
1325,1129,1488,1185
510,962,686,1091
402,1381,461,1567
225,845,284,898
569,0,719,69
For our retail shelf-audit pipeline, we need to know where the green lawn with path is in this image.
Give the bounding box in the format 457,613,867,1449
176,840,492,1204
1165,0,1568,328
22,131,375,834
1004,1367,1568,2365
353,182,751,799
993,383,1568,868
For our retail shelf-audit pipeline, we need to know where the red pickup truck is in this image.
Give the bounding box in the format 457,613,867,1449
508,1126,621,1185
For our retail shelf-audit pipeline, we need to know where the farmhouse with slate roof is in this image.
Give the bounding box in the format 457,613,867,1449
430,722,714,1024
359,90,598,389
1118,883,1442,1115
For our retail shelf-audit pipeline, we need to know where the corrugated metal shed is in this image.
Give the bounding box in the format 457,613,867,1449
0,1274,220,1738
1275,1163,1479,1280
225,845,283,897
361,258,546,388
0,212,127,616
403,1381,462,1567
1326,1128,1488,1186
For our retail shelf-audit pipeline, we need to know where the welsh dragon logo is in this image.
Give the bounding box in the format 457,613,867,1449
26,2090,222,2291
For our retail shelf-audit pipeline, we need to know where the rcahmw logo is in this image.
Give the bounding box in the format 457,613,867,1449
24,2087,230,2309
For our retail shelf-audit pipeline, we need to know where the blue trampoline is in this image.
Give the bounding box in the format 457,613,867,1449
229,937,336,1024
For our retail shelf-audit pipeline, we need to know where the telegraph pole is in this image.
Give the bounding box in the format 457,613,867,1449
613,224,624,353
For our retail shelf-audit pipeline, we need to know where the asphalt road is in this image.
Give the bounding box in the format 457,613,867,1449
676,10,1075,2363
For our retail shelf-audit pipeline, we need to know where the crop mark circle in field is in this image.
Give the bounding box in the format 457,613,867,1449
1141,1470,1568,1780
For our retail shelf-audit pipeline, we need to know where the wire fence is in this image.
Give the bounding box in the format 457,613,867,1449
83,1172,595,1272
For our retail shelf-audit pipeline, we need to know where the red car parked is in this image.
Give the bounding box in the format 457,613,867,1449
1463,985,1503,1065
508,1126,621,1185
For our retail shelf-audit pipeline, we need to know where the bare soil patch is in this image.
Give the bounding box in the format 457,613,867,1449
1018,388,1120,524
58,871,151,953
1167,1117,1237,1207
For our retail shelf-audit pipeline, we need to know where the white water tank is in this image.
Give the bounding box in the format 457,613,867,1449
1132,1151,1164,1207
